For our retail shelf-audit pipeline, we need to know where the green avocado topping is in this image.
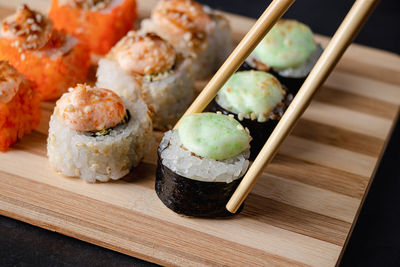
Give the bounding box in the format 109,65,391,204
216,71,285,122
251,19,316,70
178,113,251,161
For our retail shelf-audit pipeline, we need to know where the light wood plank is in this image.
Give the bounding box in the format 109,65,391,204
325,71,400,105
302,101,393,140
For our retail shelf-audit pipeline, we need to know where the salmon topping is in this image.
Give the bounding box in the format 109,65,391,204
152,0,212,43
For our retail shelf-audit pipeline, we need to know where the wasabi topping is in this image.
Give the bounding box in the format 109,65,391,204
251,20,316,70
216,71,285,122
178,113,251,161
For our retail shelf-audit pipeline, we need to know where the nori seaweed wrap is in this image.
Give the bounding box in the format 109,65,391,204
155,113,251,217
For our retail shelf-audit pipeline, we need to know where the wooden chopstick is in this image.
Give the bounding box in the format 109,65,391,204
226,0,379,213
173,0,295,129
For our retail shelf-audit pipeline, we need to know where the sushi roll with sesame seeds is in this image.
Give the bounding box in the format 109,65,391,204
49,0,137,57
47,84,152,182
0,61,41,152
207,70,292,160
96,31,195,130
244,19,323,95
0,5,90,100
141,0,232,79
156,112,251,217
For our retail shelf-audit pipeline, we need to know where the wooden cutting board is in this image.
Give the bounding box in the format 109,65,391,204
0,1,399,266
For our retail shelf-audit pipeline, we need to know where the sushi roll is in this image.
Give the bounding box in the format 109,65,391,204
245,19,323,95
156,113,251,217
96,31,195,130
49,0,137,56
141,0,232,79
0,61,41,152
0,5,90,100
207,70,292,160
47,84,152,182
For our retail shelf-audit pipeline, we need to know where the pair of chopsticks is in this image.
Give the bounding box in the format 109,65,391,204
175,0,379,213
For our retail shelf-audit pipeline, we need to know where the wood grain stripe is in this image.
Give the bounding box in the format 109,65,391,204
292,119,383,157
252,173,360,223
268,155,369,199
315,86,398,120
325,71,400,105
303,102,393,140
244,194,351,246
279,136,376,177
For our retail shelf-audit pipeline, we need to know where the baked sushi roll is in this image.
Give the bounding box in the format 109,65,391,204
49,0,137,56
208,70,292,160
156,113,251,217
141,0,232,79
245,19,323,95
96,31,195,130
47,84,152,182
0,61,41,152
0,5,90,100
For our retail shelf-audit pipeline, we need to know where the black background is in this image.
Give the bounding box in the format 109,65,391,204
1,0,399,266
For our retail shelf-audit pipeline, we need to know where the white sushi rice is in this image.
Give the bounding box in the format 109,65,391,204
47,97,153,183
96,56,195,130
160,130,250,183
140,8,233,80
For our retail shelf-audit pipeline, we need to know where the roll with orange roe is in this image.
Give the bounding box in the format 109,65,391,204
49,0,137,56
0,61,41,152
0,5,90,100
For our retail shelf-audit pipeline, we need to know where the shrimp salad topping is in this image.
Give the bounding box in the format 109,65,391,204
152,0,213,45
56,84,127,132
113,31,176,75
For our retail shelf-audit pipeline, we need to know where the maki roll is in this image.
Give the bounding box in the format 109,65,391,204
207,70,292,160
0,61,41,152
96,31,195,130
245,19,323,95
49,0,137,56
156,113,251,217
141,0,232,79
47,84,152,182
0,5,90,100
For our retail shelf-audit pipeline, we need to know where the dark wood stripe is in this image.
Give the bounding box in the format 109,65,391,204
268,154,369,199
0,171,310,266
315,86,398,120
292,119,384,157
244,194,351,246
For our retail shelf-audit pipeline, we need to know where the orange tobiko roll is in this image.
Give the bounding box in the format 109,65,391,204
0,5,90,100
50,0,137,55
0,61,41,152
